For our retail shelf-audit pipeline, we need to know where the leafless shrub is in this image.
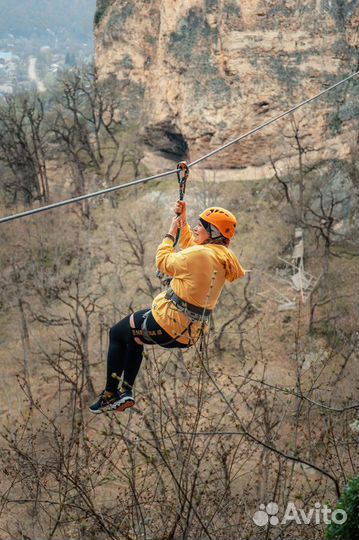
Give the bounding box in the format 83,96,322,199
0,94,49,205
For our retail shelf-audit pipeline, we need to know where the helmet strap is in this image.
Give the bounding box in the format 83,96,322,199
199,218,224,241
199,217,210,232
208,224,222,239
199,218,222,240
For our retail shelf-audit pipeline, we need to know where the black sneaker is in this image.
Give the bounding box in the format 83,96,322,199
112,390,135,412
89,390,121,414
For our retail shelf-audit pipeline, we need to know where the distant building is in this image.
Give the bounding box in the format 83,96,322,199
0,51,19,62
0,51,13,60
0,84,13,95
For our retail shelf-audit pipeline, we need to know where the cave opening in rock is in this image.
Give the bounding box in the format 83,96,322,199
143,122,188,161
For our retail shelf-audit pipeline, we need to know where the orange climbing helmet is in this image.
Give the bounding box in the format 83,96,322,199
199,207,237,239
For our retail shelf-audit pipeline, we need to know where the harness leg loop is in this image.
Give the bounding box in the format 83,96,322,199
129,313,145,345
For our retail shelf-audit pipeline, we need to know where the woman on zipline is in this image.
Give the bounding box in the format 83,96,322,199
90,200,245,413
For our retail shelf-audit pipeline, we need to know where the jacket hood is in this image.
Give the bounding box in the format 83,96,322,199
211,245,245,282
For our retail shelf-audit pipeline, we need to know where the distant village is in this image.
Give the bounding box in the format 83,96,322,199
0,33,93,95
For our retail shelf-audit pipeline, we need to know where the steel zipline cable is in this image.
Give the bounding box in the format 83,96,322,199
188,70,359,167
0,70,358,225
0,169,179,224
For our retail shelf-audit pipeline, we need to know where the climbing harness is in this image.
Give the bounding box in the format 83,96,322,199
129,280,212,348
155,269,171,288
129,311,163,345
129,309,196,347
165,286,212,323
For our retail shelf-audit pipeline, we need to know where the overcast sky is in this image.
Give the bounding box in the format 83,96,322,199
0,0,96,43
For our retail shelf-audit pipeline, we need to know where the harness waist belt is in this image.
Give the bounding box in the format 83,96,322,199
165,287,212,318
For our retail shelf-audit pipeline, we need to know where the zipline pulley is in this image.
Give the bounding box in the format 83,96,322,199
174,161,189,247
176,160,189,202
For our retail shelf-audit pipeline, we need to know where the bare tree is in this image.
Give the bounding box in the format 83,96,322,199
270,114,321,226
305,189,349,272
0,93,49,205
1,322,357,539
49,69,144,218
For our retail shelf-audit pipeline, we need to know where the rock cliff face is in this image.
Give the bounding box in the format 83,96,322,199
94,0,359,168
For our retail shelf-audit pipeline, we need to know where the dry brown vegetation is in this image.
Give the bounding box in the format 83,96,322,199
0,75,358,539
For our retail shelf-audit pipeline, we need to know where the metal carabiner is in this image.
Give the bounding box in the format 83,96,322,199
176,161,189,201
173,161,189,248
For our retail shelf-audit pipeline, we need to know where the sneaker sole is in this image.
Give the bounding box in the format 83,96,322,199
89,408,101,414
89,403,117,414
112,399,135,412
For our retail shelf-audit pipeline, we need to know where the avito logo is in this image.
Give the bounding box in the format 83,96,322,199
253,501,347,527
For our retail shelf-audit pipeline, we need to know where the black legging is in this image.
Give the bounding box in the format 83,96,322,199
105,308,189,394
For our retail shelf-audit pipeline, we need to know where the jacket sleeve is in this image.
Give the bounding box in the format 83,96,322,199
179,223,196,249
156,238,188,276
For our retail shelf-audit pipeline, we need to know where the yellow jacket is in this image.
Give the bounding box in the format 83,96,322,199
152,224,245,344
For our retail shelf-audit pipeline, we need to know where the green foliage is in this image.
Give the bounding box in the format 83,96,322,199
223,1,241,17
205,0,218,10
268,57,300,95
324,0,358,27
326,476,359,540
94,0,112,26
309,320,346,348
207,76,230,97
120,54,133,70
168,8,211,64
329,111,342,135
